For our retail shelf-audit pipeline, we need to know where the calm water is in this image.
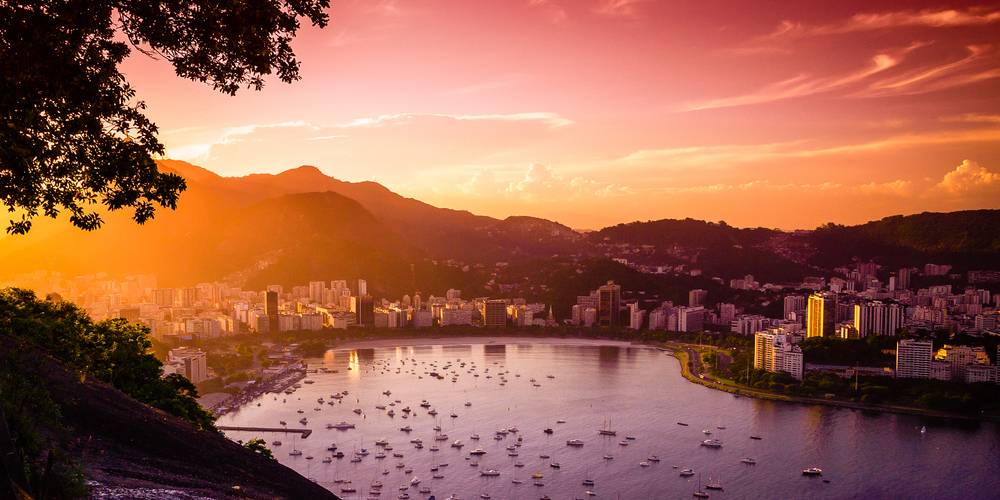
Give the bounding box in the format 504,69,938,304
218,342,1000,499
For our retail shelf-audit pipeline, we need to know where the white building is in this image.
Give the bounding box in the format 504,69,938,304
896,339,933,379
163,348,208,383
678,306,704,332
753,331,803,381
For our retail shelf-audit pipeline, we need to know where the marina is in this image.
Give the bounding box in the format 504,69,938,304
217,341,1000,499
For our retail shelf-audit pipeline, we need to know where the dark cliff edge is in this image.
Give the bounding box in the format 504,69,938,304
0,333,339,500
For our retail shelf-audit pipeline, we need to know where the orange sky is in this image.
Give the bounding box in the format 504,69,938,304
121,0,1000,230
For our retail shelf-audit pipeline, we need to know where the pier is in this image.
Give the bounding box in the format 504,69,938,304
218,426,313,438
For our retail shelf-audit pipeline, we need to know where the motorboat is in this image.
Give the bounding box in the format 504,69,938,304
469,445,486,455
272,441,282,446
679,469,695,476
700,439,722,448
451,440,464,448
648,454,660,462
331,421,355,429
802,468,823,476
400,426,412,432
639,461,650,467
741,457,756,464
299,418,308,424
480,469,500,476
566,439,584,446
289,449,303,456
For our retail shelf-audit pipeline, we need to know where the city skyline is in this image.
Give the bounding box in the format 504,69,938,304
119,1,1000,230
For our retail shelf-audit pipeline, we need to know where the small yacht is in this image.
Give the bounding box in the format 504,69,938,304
639,461,650,467
802,468,823,476
399,425,412,432
331,421,355,429
480,469,500,476
469,445,487,455
679,468,695,477
566,439,584,447
700,438,722,448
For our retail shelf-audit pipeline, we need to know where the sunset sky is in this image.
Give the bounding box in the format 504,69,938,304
122,0,1000,230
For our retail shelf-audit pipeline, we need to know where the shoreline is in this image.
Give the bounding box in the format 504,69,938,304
213,332,998,424
328,334,634,351
661,343,1000,424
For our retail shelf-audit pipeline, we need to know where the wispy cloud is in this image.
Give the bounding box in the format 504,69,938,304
528,0,567,23
854,45,999,97
452,74,536,95
610,128,1000,171
458,163,633,201
594,0,650,17
335,112,574,129
679,52,900,111
762,7,1000,40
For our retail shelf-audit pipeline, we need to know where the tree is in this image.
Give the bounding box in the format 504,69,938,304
0,0,329,234
0,288,216,431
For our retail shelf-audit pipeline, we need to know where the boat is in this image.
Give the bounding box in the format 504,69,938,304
299,418,308,424
705,472,723,490
279,421,287,426
701,439,722,448
480,469,500,476
639,461,650,467
750,435,762,440
323,456,332,463
451,440,464,448
566,439,584,447
618,440,628,446
411,477,421,485
679,469,695,477
598,419,617,436
331,421,356,429
543,428,553,434
419,486,431,493
921,426,927,434
289,449,303,456
400,426,412,432
741,457,756,464
549,462,560,468
469,445,486,455
376,438,390,446
702,430,712,435
582,479,595,486
692,472,709,498
272,441,282,446
647,454,660,462
603,454,613,460
451,413,458,418
803,468,823,476
556,420,566,424
677,422,689,426
354,408,363,414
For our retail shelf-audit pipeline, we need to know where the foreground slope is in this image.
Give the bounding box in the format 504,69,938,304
0,332,339,499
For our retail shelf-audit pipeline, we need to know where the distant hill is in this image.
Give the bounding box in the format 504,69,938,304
588,218,814,284
806,210,1000,271
2,161,998,295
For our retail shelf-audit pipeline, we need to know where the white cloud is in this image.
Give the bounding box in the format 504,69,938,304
935,159,1000,194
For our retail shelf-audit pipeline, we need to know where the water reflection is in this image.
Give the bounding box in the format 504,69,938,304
220,342,1000,499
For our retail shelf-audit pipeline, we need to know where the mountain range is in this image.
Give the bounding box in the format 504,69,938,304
1,161,998,298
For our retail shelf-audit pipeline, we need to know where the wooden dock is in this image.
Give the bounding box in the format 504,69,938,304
217,426,313,438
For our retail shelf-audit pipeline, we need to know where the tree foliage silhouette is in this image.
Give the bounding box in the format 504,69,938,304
0,0,329,234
